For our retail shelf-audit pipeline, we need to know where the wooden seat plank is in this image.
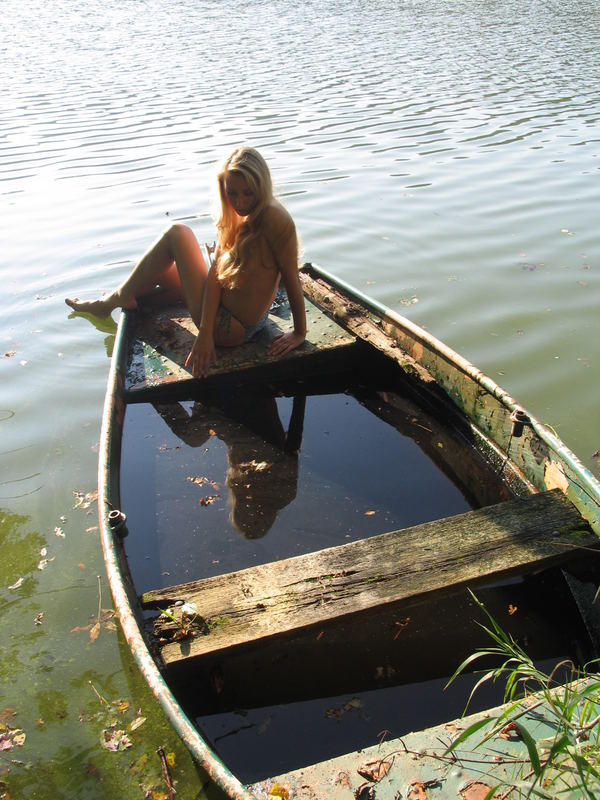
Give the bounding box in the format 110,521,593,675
142,489,595,666
123,297,356,396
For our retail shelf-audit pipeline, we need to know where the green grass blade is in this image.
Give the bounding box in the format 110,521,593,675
514,721,541,776
443,716,492,755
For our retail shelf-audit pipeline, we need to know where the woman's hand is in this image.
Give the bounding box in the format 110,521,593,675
267,330,305,357
185,331,216,378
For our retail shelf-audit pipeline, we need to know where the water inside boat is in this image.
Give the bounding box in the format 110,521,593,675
119,370,591,782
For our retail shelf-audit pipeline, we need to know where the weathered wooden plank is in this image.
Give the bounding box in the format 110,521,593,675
123,295,356,396
142,490,595,666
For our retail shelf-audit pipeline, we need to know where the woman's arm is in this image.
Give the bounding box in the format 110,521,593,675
185,265,222,377
265,210,306,357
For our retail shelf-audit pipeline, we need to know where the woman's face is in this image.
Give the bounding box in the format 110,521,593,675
224,171,258,217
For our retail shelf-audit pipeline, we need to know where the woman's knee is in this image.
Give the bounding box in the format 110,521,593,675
165,223,193,250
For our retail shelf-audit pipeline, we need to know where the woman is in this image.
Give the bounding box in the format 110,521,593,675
66,147,306,378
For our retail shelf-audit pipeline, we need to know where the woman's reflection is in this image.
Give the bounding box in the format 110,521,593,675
152,389,305,539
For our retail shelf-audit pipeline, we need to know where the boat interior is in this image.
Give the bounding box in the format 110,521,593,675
112,275,600,782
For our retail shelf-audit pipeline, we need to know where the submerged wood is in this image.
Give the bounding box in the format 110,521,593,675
142,489,594,667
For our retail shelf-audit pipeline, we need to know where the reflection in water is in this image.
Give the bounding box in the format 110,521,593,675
153,390,305,540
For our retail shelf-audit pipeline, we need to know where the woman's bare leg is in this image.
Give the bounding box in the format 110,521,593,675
65,225,208,320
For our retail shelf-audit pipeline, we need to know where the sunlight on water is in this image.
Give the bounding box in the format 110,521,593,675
0,0,599,796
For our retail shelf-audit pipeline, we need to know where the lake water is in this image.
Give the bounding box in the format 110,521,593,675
1,0,599,797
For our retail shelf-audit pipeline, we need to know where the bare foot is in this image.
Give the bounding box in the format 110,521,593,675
65,293,136,317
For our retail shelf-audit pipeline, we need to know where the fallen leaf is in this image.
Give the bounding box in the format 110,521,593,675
8,578,23,590
130,715,146,732
344,698,362,711
508,604,517,615
544,460,569,492
0,710,16,726
73,490,98,510
34,613,44,626
407,782,427,800
365,510,376,516
113,699,130,713
4,351,16,358
240,460,272,472
200,495,219,506
498,722,520,740
11,731,25,747
357,758,392,782
166,752,175,768
354,784,375,800
71,624,92,634
459,780,500,800
269,783,289,799
102,729,132,751
54,527,65,538
89,622,101,643
444,722,462,732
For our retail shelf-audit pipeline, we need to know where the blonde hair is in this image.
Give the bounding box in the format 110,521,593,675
215,147,274,289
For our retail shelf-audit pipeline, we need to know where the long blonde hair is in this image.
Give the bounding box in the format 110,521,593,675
215,147,274,289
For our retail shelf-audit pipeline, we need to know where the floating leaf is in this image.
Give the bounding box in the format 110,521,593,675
166,752,175,768
8,578,23,591
54,527,65,538
0,710,16,726
365,510,376,516
73,490,98,510
102,729,132,751
129,715,146,732
240,460,272,472
71,624,92,634
34,613,44,626
200,494,219,506
0,728,26,751
89,622,101,643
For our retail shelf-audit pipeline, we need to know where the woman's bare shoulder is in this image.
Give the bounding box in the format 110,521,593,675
261,201,296,241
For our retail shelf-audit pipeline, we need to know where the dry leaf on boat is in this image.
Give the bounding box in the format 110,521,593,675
357,758,392,782
268,782,289,799
459,780,501,800
498,721,520,740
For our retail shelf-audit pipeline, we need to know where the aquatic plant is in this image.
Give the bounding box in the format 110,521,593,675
445,590,600,798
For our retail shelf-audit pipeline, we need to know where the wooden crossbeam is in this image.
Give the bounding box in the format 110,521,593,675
142,490,595,667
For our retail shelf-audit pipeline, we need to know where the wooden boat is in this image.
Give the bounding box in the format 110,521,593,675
99,261,600,799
